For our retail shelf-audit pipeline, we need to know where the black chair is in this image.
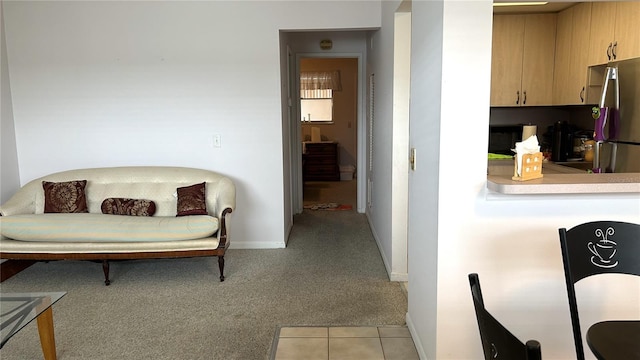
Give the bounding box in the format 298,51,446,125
469,273,542,360
559,221,640,360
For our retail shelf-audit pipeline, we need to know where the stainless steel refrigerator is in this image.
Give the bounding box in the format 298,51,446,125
593,57,640,173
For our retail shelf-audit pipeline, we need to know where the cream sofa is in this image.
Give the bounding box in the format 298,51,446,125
0,166,235,285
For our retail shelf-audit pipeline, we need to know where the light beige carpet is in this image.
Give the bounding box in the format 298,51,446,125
0,210,406,360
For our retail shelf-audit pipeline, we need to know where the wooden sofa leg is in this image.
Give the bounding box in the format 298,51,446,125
218,256,225,282
102,260,111,286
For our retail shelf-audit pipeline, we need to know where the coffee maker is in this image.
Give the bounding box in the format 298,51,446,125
551,121,574,162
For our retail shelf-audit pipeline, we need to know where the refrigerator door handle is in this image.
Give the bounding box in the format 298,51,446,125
593,66,620,173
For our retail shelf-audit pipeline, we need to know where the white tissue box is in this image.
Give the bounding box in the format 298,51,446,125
512,152,543,181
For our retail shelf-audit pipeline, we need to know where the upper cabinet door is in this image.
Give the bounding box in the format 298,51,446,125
588,1,640,65
588,2,616,65
491,15,525,106
554,3,592,105
569,2,592,104
521,14,557,106
553,7,574,105
614,1,640,62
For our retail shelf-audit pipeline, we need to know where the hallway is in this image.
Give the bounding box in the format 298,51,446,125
281,182,416,360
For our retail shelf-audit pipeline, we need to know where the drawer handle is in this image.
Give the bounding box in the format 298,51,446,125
516,90,520,105
523,91,527,105
607,43,612,61
612,41,617,59
580,87,585,103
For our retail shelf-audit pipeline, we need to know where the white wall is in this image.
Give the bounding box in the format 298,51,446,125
279,31,294,245
406,1,640,359
2,1,381,249
390,10,410,281
0,3,20,204
405,1,444,358
363,0,412,285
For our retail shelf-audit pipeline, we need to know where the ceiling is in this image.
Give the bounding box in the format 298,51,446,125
493,1,576,14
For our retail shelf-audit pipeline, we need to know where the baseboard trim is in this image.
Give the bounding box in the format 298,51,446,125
228,241,286,249
0,259,36,282
366,211,397,282
406,312,428,360
390,272,408,282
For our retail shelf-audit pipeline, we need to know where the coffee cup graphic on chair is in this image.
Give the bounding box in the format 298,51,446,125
587,227,618,268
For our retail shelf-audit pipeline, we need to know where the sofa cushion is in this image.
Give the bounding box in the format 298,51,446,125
43,180,89,213
0,213,218,242
101,198,156,216
176,182,207,216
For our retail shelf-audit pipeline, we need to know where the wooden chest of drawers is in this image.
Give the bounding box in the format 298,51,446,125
303,142,339,181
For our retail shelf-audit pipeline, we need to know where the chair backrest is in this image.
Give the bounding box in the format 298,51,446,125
468,273,542,360
558,220,640,360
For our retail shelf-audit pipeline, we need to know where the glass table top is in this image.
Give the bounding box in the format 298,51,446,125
1,292,67,348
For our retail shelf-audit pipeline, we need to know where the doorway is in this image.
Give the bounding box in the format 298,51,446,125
297,57,360,212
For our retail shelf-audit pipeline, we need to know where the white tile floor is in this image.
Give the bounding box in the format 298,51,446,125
272,326,419,360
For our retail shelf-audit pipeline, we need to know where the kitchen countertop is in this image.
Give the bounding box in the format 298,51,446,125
487,160,640,195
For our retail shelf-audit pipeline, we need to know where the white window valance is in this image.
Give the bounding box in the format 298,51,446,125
300,71,342,91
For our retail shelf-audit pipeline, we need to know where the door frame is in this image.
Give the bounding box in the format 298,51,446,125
290,52,366,214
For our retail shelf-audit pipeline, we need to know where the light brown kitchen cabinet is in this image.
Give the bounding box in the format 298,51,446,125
588,2,640,66
614,2,640,61
553,8,573,104
491,14,557,107
553,2,592,105
491,15,523,106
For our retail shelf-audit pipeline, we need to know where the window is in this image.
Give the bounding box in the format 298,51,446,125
299,70,341,123
301,89,333,122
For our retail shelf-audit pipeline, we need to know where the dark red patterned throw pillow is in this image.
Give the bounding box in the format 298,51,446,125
43,180,89,213
101,198,156,216
176,182,207,216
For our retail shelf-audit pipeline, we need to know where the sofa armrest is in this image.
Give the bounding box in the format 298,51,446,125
216,208,233,249
209,176,235,249
0,181,38,216
210,177,235,218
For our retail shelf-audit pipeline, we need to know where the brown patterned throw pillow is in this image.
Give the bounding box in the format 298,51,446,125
176,182,207,216
42,180,89,213
101,198,156,216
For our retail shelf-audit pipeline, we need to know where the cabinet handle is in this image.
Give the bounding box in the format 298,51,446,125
607,43,612,61
580,86,585,103
612,41,617,59
516,90,520,105
523,91,527,105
